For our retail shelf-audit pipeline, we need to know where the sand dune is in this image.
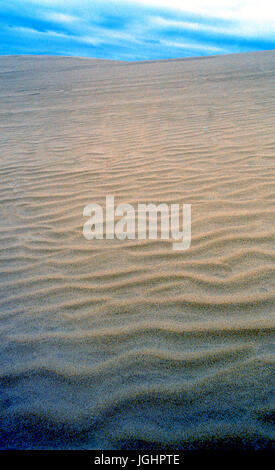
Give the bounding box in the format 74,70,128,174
0,51,274,449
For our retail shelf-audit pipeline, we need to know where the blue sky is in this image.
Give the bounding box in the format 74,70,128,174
1,0,275,60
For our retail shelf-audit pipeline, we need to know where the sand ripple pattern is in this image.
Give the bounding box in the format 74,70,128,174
0,53,274,449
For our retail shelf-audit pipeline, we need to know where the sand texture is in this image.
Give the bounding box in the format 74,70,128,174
0,51,274,449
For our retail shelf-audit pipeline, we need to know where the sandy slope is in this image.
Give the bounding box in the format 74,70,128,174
0,51,274,449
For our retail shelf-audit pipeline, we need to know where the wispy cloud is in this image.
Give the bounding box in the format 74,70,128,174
43,13,80,24
0,0,274,60
161,40,223,53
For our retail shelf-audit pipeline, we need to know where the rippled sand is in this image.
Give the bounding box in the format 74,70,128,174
0,52,274,449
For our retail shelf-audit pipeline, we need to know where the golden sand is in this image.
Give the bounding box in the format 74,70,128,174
0,51,274,449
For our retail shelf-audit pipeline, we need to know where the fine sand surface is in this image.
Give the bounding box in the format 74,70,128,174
0,51,274,449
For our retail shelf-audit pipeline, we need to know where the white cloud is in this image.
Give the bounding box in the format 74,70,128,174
13,0,275,36
161,39,223,53
151,15,275,38
123,0,275,22
17,0,275,23
120,0,275,37
43,12,80,24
